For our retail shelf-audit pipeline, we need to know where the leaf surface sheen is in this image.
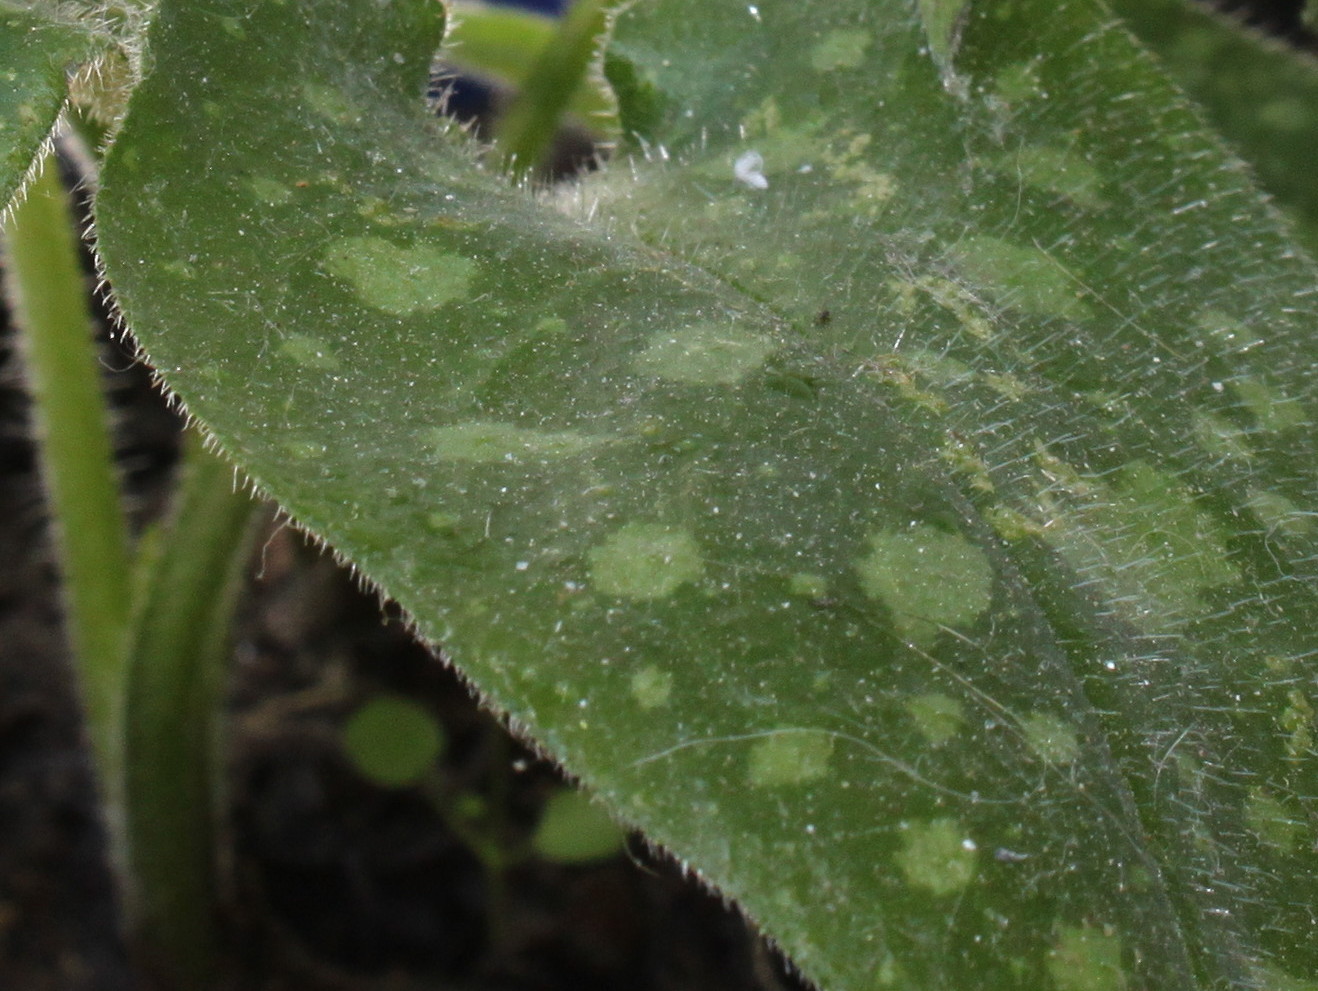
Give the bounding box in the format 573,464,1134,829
96,0,1318,988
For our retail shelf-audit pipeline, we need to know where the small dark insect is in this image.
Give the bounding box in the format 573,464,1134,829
814,308,832,326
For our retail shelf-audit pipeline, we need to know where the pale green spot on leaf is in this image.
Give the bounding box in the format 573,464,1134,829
986,505,1047,542
588,523,703,600
1048,925,1127,991
907,276,996,340
1245,786,1306,852
739,98,826,174
1035,459,1241,633
425,511,460,533
161,260,197,281
940,432,994,493
633,323,776,386
278,333,341,372
1232,376,1306,432
535,315,570,336
788,572,829,598
300,81,362,124
248,175,292,205
1195,307,1265,355
425,421,607,464
854,524,993,645
1019,711,1080,764
631,664,673,709
1247,489,1315,539
820,132,899,215
984,370,1030,401
905,693,965,745
216,14,246,38
809,28,871,73
283,439,327,460
747,729,834,787
948,234,1091,320
903,349,974,386
322,235,478,316
917,0,969,76
1280,688,1315,762
1255,963,1318,991
998,145,1106,210
1257,96,1310,133
896,817,976,896
1193,411,1254,463
994,60,1044,102
856,353,949,414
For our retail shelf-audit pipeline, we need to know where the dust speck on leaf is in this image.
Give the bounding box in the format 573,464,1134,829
734,149,769,189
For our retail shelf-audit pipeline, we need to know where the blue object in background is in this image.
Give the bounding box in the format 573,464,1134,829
432,0,569,126
432,0,601,178
432,0,565,127
487,0,567,15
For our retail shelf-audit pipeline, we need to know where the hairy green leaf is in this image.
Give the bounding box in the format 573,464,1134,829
96,0,1318,988
0,3,95,208
1113,0,1318,253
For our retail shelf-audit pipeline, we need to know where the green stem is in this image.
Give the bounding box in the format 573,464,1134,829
6,146,263,987
493,0,616,179
124,432,263,985
4,151,134,839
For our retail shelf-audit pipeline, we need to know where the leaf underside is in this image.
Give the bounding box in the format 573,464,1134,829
96,0,1318,989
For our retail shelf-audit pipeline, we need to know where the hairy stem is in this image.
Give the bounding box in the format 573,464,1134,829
123,432,264,985
4,150,133,849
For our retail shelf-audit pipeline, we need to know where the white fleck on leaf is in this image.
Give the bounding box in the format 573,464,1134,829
734,149,769,189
